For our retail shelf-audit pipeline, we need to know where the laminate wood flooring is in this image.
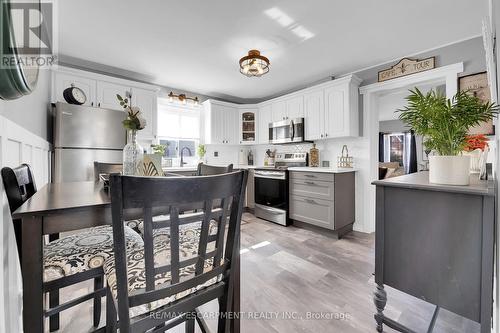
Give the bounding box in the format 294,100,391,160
55,213,479,333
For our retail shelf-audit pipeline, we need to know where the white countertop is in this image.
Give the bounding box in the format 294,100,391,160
288,167,357,173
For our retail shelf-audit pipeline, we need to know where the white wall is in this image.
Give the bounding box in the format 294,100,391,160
0,69,52,141
0,70,52,333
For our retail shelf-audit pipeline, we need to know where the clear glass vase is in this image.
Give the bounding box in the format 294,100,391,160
123,130,143,175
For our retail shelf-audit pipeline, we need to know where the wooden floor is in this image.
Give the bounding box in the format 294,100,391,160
56,213,479,333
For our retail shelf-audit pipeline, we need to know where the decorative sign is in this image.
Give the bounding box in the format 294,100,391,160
459,72,494,135
378,57,435,82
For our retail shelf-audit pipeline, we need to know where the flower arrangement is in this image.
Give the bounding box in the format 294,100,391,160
464,134,489,152
117,94,146,130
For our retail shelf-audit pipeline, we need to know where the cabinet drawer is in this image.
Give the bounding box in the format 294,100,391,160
290,179,334,201
289,171,334,182
289,195,334,229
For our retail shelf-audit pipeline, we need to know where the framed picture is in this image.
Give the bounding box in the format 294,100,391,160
459,72,495,135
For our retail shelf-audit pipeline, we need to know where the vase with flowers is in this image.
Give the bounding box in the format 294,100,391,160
463,134,489,179
117,94,147,175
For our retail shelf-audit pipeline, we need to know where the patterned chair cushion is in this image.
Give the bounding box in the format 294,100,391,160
43,225,144,282
104,221,221,318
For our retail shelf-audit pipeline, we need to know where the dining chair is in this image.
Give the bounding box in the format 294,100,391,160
1,163,144,332
196,163,234,176
105,170,248,333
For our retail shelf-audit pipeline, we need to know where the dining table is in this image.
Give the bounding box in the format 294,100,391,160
13,180,240,333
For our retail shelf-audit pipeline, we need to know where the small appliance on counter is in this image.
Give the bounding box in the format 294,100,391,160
264,149,276,166
254,152,308,226
238,148,249,166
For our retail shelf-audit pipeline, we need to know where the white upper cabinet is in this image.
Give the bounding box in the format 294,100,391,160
203,100,239,145
304,89,324,141
96,81,131,110
239,108,258,145
131,87,157,140
271,100,287,122
304,75,361,140
258,104,272,144
286,96,304,119
53,72,96,107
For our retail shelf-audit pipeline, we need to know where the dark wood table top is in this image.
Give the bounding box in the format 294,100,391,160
13,181,110,218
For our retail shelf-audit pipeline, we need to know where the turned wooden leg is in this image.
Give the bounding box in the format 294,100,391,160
373,284,387,333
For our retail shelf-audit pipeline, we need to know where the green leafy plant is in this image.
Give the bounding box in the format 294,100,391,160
117,94,146,131
151,144,166,155
197,144,206,158
397,88,498,156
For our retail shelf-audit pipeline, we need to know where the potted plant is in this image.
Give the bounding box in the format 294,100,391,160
151,144,167,156
398,88,498,185
197,144,206,163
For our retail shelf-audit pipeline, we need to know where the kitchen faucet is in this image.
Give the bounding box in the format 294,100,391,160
180,146,192,167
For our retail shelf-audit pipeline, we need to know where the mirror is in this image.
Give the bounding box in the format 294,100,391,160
0,0,41,100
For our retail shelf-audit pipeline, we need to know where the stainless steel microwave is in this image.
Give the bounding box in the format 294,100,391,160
269,118,305,144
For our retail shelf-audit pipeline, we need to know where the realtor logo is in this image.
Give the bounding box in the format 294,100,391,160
1,1,55,68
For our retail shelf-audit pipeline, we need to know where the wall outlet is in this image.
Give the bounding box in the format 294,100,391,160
214,151,219,157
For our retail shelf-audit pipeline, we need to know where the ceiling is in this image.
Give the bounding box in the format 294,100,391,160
57,0,488,103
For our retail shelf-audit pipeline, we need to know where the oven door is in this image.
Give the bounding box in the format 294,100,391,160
269,118,304,144
254,171,287,210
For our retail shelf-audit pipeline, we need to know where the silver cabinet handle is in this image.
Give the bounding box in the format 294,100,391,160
320,134,323,138
304,181,315,185
91,102,94,107
304,174,316,178
305,198,316,204
325,133,328,137
98,102,101,107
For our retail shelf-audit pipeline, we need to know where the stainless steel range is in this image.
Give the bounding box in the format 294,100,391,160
254,152,308,226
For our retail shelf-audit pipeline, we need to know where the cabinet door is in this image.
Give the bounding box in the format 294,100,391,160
286,96,304,120
324,86,346,138
131,87,157,140
54,73,96,106
258,105,272,144
211,106,224,144
239,108,258,144
304,89,324,140
96,81,131,110
224,105,239,144
289,195,334,229
271,100,287,122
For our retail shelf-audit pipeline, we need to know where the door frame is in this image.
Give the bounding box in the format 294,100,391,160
359,62,464,233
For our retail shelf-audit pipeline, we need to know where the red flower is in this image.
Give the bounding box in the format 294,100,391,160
464,135,489,151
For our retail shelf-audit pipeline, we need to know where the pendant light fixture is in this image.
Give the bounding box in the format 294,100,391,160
239,50,270,77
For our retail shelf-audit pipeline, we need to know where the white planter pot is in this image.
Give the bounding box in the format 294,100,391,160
429,155,471,185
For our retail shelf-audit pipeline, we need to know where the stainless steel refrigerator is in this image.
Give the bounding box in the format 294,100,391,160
53,102,127,182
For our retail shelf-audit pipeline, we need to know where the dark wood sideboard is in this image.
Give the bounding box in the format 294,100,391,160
372,172,495,333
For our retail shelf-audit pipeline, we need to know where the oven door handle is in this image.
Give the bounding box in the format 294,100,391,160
254,174,286,180
255,204,285,215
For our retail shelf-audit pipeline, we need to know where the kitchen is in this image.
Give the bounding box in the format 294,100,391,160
1,1,499,333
